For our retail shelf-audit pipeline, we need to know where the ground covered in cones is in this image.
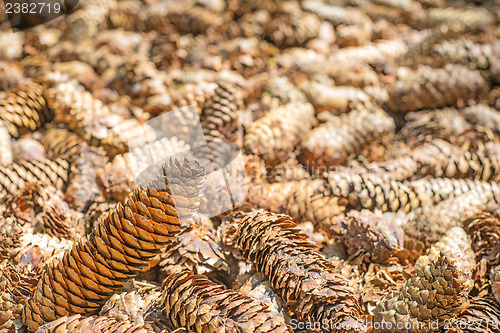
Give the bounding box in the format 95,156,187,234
1,0,500,332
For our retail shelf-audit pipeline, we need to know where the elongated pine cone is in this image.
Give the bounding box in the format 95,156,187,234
264,10,321,47
244,102,315,164
221,210,366,332
0,82,52,138
386,65,484,113
429,39,498,70
0,157,69,200
461,104,500,135
36,314,153,333
374,253,469,332
22,158,206,332
41,127,86,160
463,212,500,269
150,271,292,333
0,217,22,261
167,6,224,35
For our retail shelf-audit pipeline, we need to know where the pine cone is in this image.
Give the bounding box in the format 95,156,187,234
244,102,315,164
264,11,321,47
36,314,154,333
0,121,12,166
302,1,372,27
463,212,500,269
374,253,469,332
386,65,484,113
266,153,311,183
299,108,395,170
64,2,111,42
492,265,500,305
334,210,404,269
417,7,494,33
151,271,292,333
158,220,233,287
461,104,500,135
0,82,52,138
22,158,206,332
0,217,22,261
16,233,74,267
167,6,223,35
445,296,500,333
97,137,189,202
330,39,408,64
221,210,366,332
429,39,497,70
84,196,119,233
0,157,69,201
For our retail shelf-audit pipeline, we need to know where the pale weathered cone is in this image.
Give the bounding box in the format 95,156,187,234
0,121,13,166
429,39,497,70
150,271,292,333
0,82,52,138
264,9,321,47
22,158,206,332
461,104,500,135
36,314,154,333
374,253,469,332
220,209,367,332
417,7,494,33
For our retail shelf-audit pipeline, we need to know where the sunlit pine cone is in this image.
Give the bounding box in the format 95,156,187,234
429,39,498,70
0,121,12,166
262,76,307,107
374,253,469,332
329,39,408,64
167,6,223,35
266,153,311,183
158,220,233,287
461,104,500,135
221,210,366,332
300,108,395,171
264,10,321,47
0,157,69,201
244,102,315,164
71,43,125,75
386,65,484,113
64,1,111,42
0,217,23,261
41,128,86,160
444,296,500,333
150,271,292,333
97,137,189,202
16,233,74,267
36,314,154,333
416,7,494,33
83,196,119,233
463,212,500,270
343,156,418,182
334,210,404,270
0,82,52,138
302,1,371,27
22,158,206,331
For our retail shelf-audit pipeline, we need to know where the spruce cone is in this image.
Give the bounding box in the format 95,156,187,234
329,39,408,64
83,196,119,233
302,1,372,27
0,217,22,261
429,39,498,70
0,121,12,166
22,158,206,332
158,220,232,286
36,314,153,333
492,265,500,305
41,127,87,160
299,108,395,170
463,212,500,269
374,253,469,332
386,65,484,113
264,10,321,47
152,271,292,333
461,104,500,135
417,7,494,33
0,157,69,201
334,210,404,269
244,102,315,164
221,210,366,332
0,82,52,138
64,1,111,42
167,6,223,35
446,296,500,333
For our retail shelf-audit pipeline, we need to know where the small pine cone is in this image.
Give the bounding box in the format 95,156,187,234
100,289,161,327
429,39,497,70
71,43,125,75
299,81,371,114
64,2,111,42
22,158,206,331
463,212,500,269
244,102,315,164
334,210,404,269
414,227,475,292
51,61,100,91
36,314,154,333
401,186,499,262
492,266,500,304
84,196,119,233
97,137,189,202
347,156,418,182
0,82,52,138
0,157,69,201
0,218,22,261
445,296,500,333
0,263,39,330
262,76,307,107
221,210,366,332
0,62,26,91
336,24,372,47
374,253,469,332
386,65,484,113
302,1,372,27
461,104,500,135
330,39,408,65
167,6,223,35
158,221,233,286
327,171,425,213
264,11,321,47
417,7,494,33
106,1,145,31
41,127,86,160
153,271,292,333
0,121,12,166
299,108,395,170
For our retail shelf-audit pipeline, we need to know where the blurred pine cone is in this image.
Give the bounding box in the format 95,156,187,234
386,65,484,113
167,6,224,35
492,265,500,305
36,314,154,333
417,7,494,33
221,210,366,331
150,271,292,332
264,10,321,47
64,1,111,42
445,296,500,333
429,39,498,70
463,212,500,270
0,217,23,261
461,104,500,135
0,121,12,166
0,82,52,138
22,158,206,331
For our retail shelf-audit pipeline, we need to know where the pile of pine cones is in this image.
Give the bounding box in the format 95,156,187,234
1,0,500,332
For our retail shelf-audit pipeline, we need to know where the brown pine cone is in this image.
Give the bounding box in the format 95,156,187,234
429,39,498,70
264,10,321,47
106,1,145,31
445,296,500,333
330,39,408,64
150,271,292,333
41,127,86,159
0,157,69,201
0,217,23,261
374,253,469,332
83,196,119,233
64,1,111,42
22,158,206,332
167,6,223,35
334,210,404,269
492,265,500,305
97,137,189,202
0,121,12,166
463,212,500,270
300,108,395,170
36,314,154,333
461,104,500,135
244,102,315,164
0,82,52,138
417,7,494,33
266,153,311,183
302,1,372,27
386,65,484,113
221,210,366,332
158,220,233,287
